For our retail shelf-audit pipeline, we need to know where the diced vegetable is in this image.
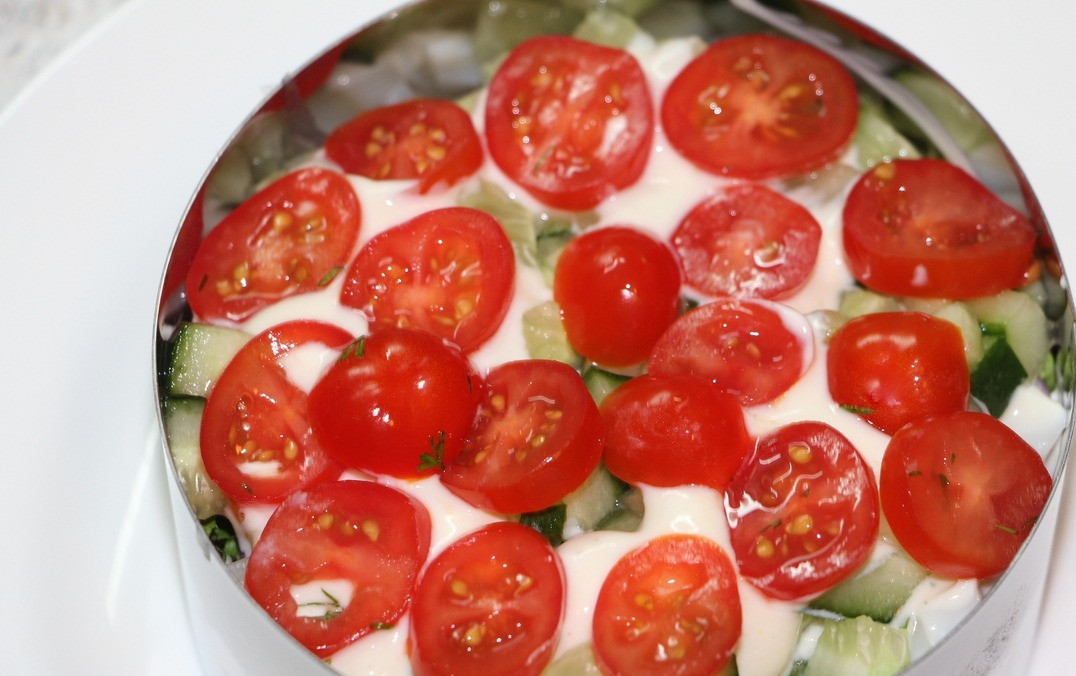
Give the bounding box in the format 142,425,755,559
808,549,928,623
166,321,251,397
563,465,642,535
459,179,539,264
971,336,1028,416
201,514,243,562
892,69,992,152
838,288,903,319
522,300,583,368
519,503,568,546
474,0,583,62
582,365,631,406
541,643,602,675
801,615,911,676
572,8,642,49
161,396,228,519
966,290,1049,378
854,94,921,169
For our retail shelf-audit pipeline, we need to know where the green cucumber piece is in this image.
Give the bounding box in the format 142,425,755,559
801,615,911,676
541,643,602,676
970,335,1028,416
582,366,630,406
519,503,568,547
808,550,928,623
930,302,984,367
893,69,992,152
573,8,642,48
162,396,228,519
167,322,251,397
522,300,583,368
563,465,642,535
854,94,921,169
838,288,903,319
474,0,583,62
966,290,1048,378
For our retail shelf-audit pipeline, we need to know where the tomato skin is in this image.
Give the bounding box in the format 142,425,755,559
409,522,565,676
592,535,741,676
244,480,431,657
186,167,362,322
672,183,822,299
880,411,1052,579
842,159,1037,299
339,206,515,353
661,34,858,179
827,311,969,434
726,421,880,600
554,227,682,367
599,374,751,491
200,320,351,503
307,327,483,478
485,36,654,210
326,98,483,193
442,360,603,514
648,298,810,406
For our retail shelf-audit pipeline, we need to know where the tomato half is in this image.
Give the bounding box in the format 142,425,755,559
842,159,1037,299
672,183,822,299
245,480,431,657
725,421,880,600
648,298,810,406
485,35,654,210
599,374,751,491
661,34,858,179
554,226,682,367
592,535,741,676
442,360,603,514
409,522,565,676
339,207,515,353
325,98,483,193
186,167,362,322
827,311,969,434
880,411,1052,579
308,327,482,478
200,320,350,503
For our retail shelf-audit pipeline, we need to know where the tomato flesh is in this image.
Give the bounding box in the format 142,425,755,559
726,421,880,600
880,411,1052,579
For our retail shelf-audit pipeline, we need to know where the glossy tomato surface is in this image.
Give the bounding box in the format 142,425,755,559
308,328,482,478
245,480,431,657
842,159,1037,298
827,311,969,434
186,167,361,322
442,360,603,514
672,183,822,299
726,421,880,600
200,320,350,503
485,36,653,210
599,374,751,491
592,535,741,676
880,411,1052,579
554,226,682,367
339,206,514,353
325,98,483,193
409,522,565,676
661,34,858,179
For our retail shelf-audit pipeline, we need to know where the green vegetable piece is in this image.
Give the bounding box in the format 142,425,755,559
541,643,602,675
838,288,903,319
893,69,992,152
582,366,630,406
200,514,243,563
522,300,583,368
808,550,928,623
966,290,1048,378
573,8,642,48
459,179,538,265
167,322,252,397
559,0,659,18
970,336,1028,416
162,396,228,518
519,503,568,546
802,615,911,676
854,94,921,169
474,0,583,62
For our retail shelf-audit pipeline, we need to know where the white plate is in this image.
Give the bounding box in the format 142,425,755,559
0,1,1071,674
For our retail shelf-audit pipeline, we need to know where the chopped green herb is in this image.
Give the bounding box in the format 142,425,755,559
318,265,343,287
200,514,243,562
761,519,783,532
300,588,344,621
370,621,395,631
938,473,950,487
417,431,447,472
339,336,367,361
840,403,875,415
907,470,922,477
995,523,1019,536
198,273,209,291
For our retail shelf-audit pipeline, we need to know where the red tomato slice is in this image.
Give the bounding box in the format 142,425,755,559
485,35,654,210
339,207,514,353
672,183,822,299
308,327,482,478
842,159,1037,299
599,374,751,491
554,226,682,367
648,298,810,406
592,535,741,676
200,320,350,503
325,98,483,193
661,34,858,179
244,480,431,657
409,522,565,676
880,411,1052,579
726,421,880,600
186,167,362,322
441,360,603,514
827,311,969,434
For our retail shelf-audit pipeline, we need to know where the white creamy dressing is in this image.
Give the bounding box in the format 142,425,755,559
219,35,1069,676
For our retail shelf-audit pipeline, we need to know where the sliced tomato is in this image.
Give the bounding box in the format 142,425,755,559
592,535,741,676
409,522,565,676
880,411,1052,579
339,207,514,353
485,35,654,210
307,327,482,478
553,226,682,367
244,480,431,657
599,374,751,491
842,159,1037,299
827,311,969,434
661,34,858,179
185,167,361,322
726,421,880,600
672,183,822,299
648,298,810,406
441,360,603,514
325,98,483,193
200,320,350,503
